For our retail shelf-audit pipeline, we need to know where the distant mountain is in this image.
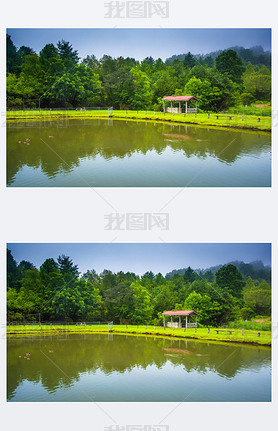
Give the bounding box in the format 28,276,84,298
165,260,271,283
165,46,271,68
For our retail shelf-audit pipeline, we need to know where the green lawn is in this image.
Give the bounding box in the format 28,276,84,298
6,109,271,132
7,324,271,346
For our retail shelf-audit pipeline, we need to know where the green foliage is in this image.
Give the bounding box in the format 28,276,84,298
183,52,197,68
215,264,245,298
239,92,255,106
228,320,271,331
215,49,245,83
7,250,271,327
184,292,212,325
238,307,255,320
130,67,153,110
243,279,271,315
243,67,271,100
6,35,271,111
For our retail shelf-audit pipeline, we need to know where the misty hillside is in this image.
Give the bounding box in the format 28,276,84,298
165,45,271,68
165,260,271,283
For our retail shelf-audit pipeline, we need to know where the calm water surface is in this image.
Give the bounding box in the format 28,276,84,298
7,334,271,401
7,119,271,187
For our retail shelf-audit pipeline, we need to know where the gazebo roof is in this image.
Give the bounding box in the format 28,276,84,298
162,310,198,316
162,95,198,102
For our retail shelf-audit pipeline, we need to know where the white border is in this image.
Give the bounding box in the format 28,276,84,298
1,1,278,430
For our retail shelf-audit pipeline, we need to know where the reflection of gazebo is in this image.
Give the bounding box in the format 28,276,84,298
162,310,198,329
162,95,198,114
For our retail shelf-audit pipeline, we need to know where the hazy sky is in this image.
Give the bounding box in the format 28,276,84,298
7,28,271,61
7,243,271,275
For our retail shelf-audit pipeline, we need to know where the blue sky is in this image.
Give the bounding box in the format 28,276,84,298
7,243,271,275
7,28,271,61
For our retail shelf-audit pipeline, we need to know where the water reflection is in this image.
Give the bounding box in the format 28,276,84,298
7,334,271,401
7,119,271,186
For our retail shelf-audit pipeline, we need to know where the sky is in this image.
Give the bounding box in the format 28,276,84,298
7,243,271,276
7,28,271,61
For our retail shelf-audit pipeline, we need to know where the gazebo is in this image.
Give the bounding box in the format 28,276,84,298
162,95,198,114
162,310,198,329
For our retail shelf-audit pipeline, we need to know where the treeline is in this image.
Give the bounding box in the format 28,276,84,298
166,260,271,283
165,45,271,68
7,250,271,325
7,35,271,111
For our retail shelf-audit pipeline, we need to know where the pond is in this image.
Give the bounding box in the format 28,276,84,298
7,333,271,402
7,119,271,187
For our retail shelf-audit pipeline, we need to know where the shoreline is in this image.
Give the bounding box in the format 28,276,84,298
7,325,271,347
6,110,271,132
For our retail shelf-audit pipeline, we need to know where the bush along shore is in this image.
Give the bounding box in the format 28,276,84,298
6,324,271,347
6,109,271,132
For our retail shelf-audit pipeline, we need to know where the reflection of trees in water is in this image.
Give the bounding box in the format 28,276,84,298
7,120,270,184
7,334,270,399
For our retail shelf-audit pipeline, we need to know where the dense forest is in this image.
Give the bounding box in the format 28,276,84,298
7,250,271,326
7,35,271,111
166,260,271,283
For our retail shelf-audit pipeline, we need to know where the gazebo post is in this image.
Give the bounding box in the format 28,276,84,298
186,101,188,114
163,315,165,328
186,315,188,329
196,100,197,112
171,101,173,113
179,315,181,328
171,316,173,327
196,314,197,327
163,101,165,113
179,101,181,114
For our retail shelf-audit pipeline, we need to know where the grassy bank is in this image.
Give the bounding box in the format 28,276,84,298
6,109,271,132
7,324,271,346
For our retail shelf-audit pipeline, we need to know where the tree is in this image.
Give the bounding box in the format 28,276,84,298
39,43,64,87
184,292,213,325
243,67,271,100
52,282,83,320
103,284,136,323
17,260,36,282
215,49,245,83
141,56,155,74
7,249,20,290
39,258,64,313
153,285,179,316
81,281,102,321
103,69,135,108
130,282,153,324
17,269,46,318
183,77,212,111
81,54,99,72
18,45,36,62
183,52,196,68
82,269,99,284
152,69,179,101
57,255,79,282
6,34,20,75
183,267,196,283
215,264,245,298
130,67,153,110
99,55,116,76
52,64,102,107
57,40,79,70
7,288,22,320
243,279,271,315
16,54,44,102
